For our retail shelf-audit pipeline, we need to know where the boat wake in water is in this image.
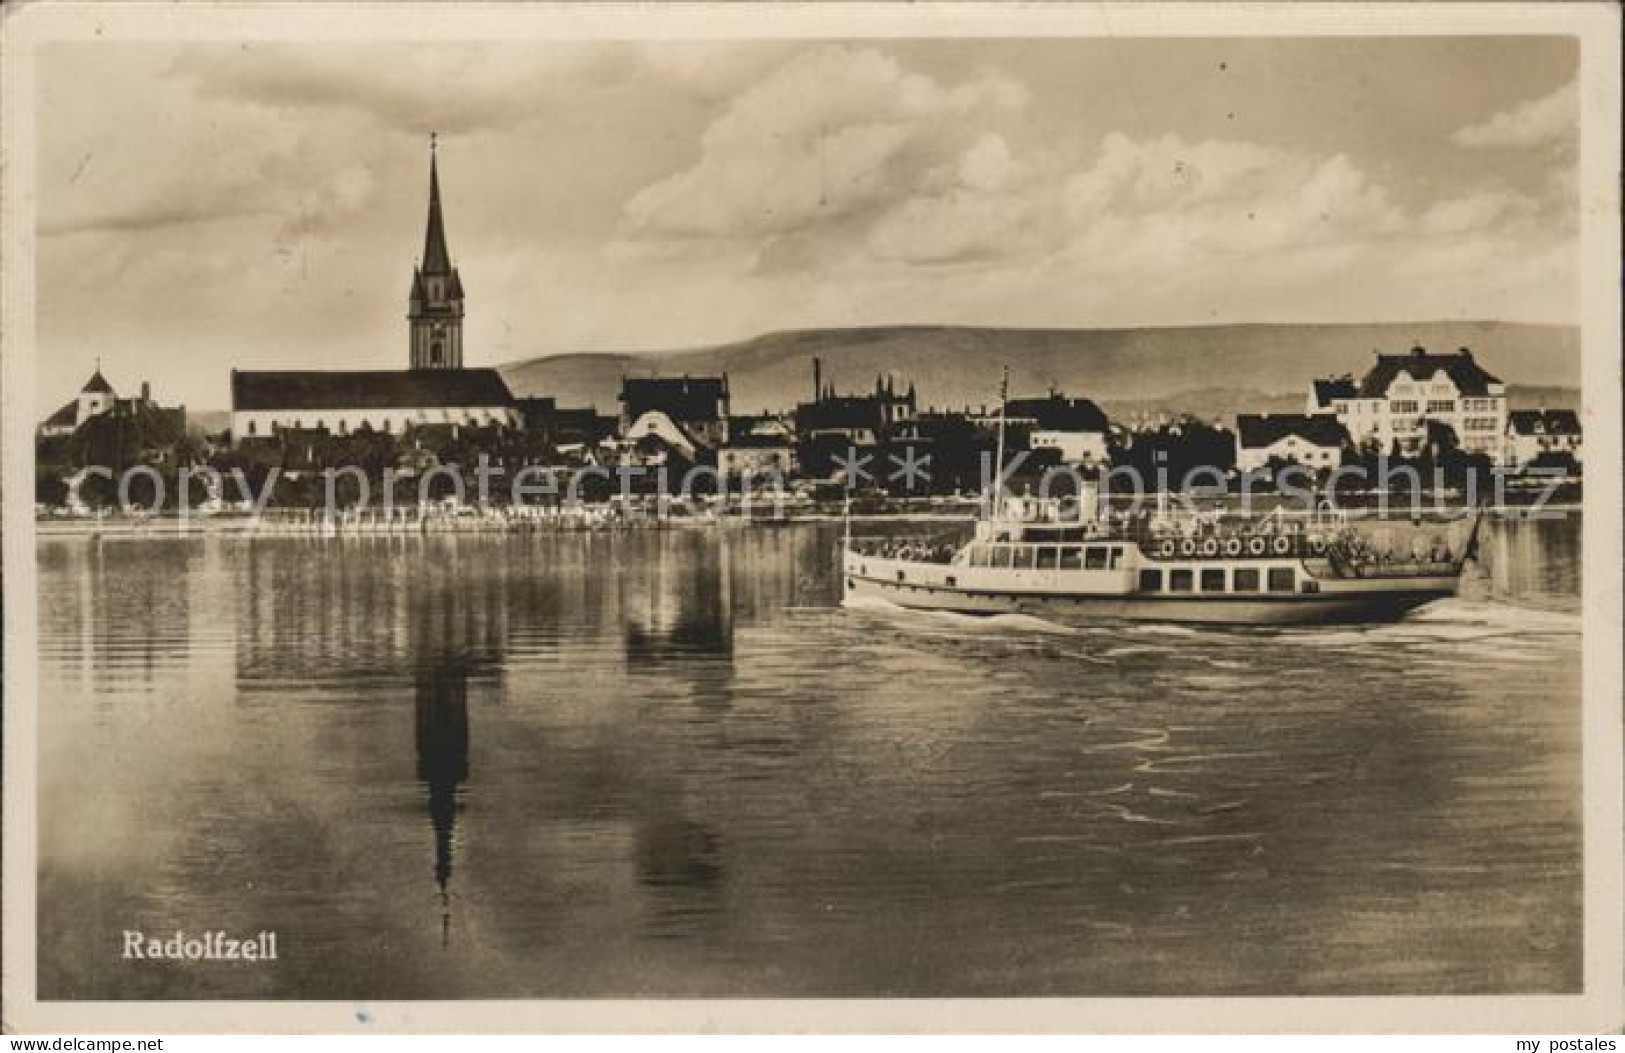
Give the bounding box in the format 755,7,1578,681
843,586,1574,643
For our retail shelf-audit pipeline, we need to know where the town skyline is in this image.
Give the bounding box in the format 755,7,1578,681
39,36,1579,411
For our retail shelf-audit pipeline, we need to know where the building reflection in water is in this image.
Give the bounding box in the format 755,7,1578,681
224,530,857,949
235,537,512,947
41,537,198,697
414,655,470,948
621,532,734,668
633,814,727,939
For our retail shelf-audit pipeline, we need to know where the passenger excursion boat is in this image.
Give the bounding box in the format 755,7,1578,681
840,371,1478,627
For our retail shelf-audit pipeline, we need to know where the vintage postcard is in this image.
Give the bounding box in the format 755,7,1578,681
2,0,1620,1035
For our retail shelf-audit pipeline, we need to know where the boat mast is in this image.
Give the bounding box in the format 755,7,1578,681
992,365,1010,519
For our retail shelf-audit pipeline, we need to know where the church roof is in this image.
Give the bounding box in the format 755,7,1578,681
81,369,114,395
422,147,453,276
232,368,514,411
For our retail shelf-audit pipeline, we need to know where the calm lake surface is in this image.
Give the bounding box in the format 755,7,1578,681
36,516,1582,999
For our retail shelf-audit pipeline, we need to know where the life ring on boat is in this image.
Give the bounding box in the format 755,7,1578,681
1247,537,1267,556
1223,538,1243,556
1308,537,1327,556
1199,538,1219,557
1157,539,1176,558
1272,536,1292,555
1179,538,1197,557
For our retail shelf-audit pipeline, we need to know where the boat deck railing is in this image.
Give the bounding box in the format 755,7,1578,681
846,536,959,564
1331,558,1460,579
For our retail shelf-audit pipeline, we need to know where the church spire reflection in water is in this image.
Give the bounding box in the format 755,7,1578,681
414,657,470,948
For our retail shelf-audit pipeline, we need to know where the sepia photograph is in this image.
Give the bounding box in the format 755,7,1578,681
1,0,1620,1036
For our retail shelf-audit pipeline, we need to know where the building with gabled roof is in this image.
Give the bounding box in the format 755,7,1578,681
1507,408,1582,468
1307,376,1359,415
39,367,116,438
619,375,732,449
1307,345,1509,459
793,365,916,446
1004,392,1110,464
1235,413,1349,472
39,366,184,441
231,368,516,441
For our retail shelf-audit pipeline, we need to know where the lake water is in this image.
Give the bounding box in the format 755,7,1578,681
35,515,1582,999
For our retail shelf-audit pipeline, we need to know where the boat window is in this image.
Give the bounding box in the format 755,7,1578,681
1169,569,1194,593
1200,568,1226,592
1022,545,1040,569
1233,567,1261,592
1267,567,1296,592
1084,547,1108,570
1059,546,1083,570
1109,546,1124,569
970,546,991,568
1036,546,1059,570
1139,569,1163,592
995,546,1014,569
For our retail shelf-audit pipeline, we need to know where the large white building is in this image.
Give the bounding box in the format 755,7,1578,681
231,368,518,441
1307,346,1508,460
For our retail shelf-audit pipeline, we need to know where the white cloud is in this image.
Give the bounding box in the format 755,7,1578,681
866,189,1033,265
1061,134,1403,264
621,45,1027,242
958,134,1022,192
863,133,1041,265
37,40,1583,412
1417,190,1531,235
1452,79,1577,149
619,54,1577,327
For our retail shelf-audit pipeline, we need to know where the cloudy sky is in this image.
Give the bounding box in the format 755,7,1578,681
37,35,1577,409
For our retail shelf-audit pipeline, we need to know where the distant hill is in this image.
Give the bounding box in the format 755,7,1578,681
188,410,230,437
1102,383,1578,424
500,322,1579,416
1506,385,1583,412
1101,388,1305,424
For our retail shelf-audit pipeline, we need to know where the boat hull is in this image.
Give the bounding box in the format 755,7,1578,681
843,567,1457,626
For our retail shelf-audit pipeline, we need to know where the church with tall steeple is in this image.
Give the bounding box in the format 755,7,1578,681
229,136,521,445
408,134,465,370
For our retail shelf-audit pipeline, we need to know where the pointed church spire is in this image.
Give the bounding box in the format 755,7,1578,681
410,133,465,369
422,133,452,275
